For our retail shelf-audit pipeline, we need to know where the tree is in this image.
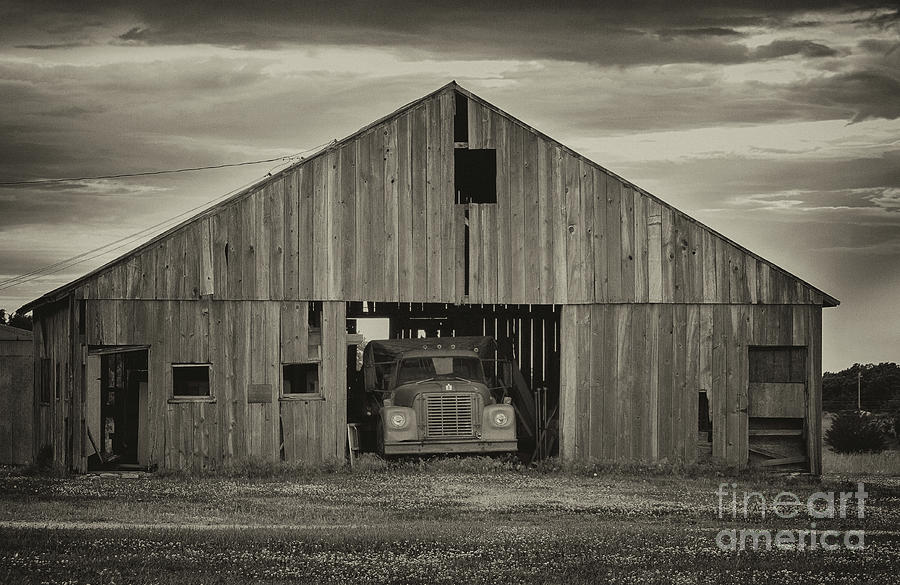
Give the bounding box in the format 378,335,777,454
0,308,33,331
823,363,900,413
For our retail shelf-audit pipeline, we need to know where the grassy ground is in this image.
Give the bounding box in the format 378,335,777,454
1,458,899,584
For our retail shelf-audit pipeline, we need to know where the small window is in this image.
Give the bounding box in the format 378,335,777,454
455,149,496,204
55,362,60,401
283,363,319,396
172,364,211,398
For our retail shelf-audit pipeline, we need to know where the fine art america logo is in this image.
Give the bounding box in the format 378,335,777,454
715,483,867,551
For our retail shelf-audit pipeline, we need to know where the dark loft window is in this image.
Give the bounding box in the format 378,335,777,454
172,364,211,397
454,91,468,143
283,363,319,396
455,149,496,204
749,346,806,383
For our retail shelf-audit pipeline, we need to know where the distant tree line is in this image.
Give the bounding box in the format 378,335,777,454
0,309,32,331
823,363,900,413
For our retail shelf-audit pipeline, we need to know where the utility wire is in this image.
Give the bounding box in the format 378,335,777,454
0,140,334,292
0,151,311,187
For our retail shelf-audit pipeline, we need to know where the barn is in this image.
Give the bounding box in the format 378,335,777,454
19,82,838,474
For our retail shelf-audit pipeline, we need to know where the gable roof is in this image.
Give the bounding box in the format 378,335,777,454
20,81,838,312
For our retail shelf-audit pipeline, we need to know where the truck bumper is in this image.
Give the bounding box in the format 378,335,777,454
382,439,518,455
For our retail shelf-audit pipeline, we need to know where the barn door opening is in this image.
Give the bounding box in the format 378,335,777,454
747,346,808,470
344,302,560,459
86,347,148,470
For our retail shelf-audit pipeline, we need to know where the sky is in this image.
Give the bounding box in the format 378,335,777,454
0,0,897,372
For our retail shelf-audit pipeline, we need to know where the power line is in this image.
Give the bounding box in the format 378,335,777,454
0,152,305,187
0,140,333,293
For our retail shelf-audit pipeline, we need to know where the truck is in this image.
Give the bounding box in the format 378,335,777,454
361,336,518,456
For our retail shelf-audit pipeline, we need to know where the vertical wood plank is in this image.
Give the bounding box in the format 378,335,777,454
339,142,357,300
440,90,456,302
550,146,568,303
425,97,442,301
397,113,414,302
588,304,605,460
524,131,540,303
369,129,386,302
268,179,285,301
648,304,660,461
298,169,314,298
538,139,554,303
559,305,577,460
383,118,400,301
284,170,300,299
327,149,342,299
411,106,428,300
592,169,609,303
579,160,594,304
620,187,636,302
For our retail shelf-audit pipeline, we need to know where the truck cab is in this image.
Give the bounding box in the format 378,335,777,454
363,338,517,456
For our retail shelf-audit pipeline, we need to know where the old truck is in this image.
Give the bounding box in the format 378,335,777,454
361,336,518,456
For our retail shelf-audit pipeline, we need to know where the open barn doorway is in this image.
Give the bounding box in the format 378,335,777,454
85,347,149,471
345,302,561,460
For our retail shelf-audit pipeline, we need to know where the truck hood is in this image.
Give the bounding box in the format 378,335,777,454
391,380,493,407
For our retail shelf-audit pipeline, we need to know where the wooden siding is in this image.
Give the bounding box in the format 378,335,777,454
0,338,34,465
34,297,346,472
68,88,829,309
559,303,822,472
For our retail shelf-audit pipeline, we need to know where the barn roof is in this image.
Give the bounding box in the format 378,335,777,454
20,81,838,312
0,323,33,341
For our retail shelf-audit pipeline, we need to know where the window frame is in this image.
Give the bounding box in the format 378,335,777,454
169,363,214,403
280,361,323,401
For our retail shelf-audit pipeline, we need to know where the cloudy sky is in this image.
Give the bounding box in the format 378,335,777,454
0,1,897,371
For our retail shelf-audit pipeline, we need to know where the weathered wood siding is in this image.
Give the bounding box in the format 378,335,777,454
31,298,81,470
75,88,829,308
34,298,345,472
0,335,34,465
559,303,823,473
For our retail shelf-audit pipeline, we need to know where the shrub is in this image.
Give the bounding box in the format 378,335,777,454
824,410,887,454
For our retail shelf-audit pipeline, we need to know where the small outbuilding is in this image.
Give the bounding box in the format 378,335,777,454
20,82,838,473
0,324,34,465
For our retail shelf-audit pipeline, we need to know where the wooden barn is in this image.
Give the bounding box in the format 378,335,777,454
19,82,838,474
0,324,34,466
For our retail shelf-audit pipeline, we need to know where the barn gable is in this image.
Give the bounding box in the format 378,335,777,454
21,81,838,313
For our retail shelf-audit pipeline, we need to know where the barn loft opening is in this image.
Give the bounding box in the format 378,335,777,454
454,91,468,143
455,149,496,204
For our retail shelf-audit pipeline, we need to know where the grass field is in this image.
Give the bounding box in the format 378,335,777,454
1,459,899,584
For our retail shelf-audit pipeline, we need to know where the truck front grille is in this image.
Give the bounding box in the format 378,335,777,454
425,393,476,438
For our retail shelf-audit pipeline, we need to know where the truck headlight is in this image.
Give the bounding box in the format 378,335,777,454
492,411,511,427
389,412,409,429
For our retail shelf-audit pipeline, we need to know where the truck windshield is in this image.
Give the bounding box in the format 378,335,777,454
396,356,485,385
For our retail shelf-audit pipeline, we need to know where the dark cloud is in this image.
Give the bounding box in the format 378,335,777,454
792,71,900,122
752,39,839,59
656,27,744,38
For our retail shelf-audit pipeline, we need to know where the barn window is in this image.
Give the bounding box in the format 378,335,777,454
172,364,211,398
455,149,496,204
282,363,320,397
749,346,806,383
